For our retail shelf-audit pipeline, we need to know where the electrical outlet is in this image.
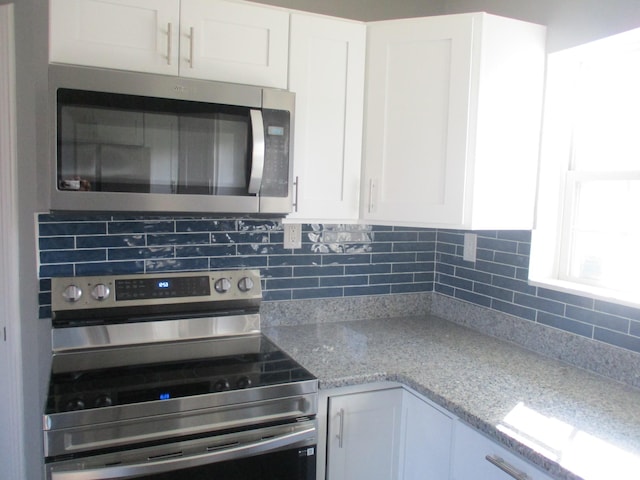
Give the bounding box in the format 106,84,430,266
284,223,302,249
463,233,477,262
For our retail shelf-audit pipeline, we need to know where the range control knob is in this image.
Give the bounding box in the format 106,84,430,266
213,379,231,392
91,284,111,301
214,277,232,294
94,394,113,408
237,276,254,292
65,398,85,411
62,285,83,303
236,376,252,389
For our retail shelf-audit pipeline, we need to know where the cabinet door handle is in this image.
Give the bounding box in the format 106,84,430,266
292,176,299,212
166,22,172,65
485,455,531,480
368,179,375,213
189,27,195,68
337,408,345,448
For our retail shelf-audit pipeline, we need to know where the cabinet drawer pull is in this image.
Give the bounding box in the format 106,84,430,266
485,455,530,480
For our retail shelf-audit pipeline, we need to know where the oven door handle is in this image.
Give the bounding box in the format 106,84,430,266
50,425,316,480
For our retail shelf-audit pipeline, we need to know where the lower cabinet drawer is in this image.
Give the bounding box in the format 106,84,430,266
451,420,554,480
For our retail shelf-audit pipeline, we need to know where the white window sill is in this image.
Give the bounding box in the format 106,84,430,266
528,276,640,310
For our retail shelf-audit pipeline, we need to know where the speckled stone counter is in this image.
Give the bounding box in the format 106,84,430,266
263,315,640,480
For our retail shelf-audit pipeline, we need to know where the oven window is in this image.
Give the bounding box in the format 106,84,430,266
47,445,316,480
146,447,316,480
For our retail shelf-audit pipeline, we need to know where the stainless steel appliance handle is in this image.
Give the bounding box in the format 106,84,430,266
247,109,265,194
50,425,315,480
485,455,531,480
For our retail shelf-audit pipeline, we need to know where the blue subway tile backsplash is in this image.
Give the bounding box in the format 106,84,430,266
37,214,435,314
434,230,640,354
37,215,640,355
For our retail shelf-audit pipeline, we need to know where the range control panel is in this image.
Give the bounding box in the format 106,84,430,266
51,270,262,314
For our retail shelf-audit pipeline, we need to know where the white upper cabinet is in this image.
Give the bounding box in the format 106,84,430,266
287,13,366,222
179,0,289,88
49,0,181,75
49,0,290,88
362,13,546,229
50,4,546,226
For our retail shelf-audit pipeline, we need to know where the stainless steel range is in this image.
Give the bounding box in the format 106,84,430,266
43,270,317,480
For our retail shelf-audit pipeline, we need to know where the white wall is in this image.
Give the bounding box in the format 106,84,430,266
7,1,640,479
4,0,51,479
250,0,446,21
257,0,640,51
442,0,640,51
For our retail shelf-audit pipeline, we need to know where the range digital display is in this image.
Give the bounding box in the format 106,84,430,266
267,125,285,136
115,276,211,301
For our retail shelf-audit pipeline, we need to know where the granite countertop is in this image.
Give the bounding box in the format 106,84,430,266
263,315,640,480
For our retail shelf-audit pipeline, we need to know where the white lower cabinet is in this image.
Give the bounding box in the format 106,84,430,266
451,420,554,480
400,390,454,480
320,385,556,480
326,387,404,480
322,385,454,480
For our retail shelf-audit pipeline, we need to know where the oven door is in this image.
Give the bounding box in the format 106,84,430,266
46,420,316,480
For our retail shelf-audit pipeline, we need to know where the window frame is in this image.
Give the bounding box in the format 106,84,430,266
529,27,640,308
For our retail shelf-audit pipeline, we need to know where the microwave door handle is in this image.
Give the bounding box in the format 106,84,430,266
247,109,265,195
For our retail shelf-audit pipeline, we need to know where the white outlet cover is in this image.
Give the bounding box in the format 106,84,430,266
463,233,477,262
284,223,302,249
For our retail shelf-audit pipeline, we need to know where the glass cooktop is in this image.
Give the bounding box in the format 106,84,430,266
45,334,315,414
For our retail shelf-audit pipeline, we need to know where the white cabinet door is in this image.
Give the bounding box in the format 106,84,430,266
362,13,545,229
287,14,365,222
180,0,289,88
362,14,473,227
50,0,289,87
452,420,554,480
49,0,180,75
464,14,546,230
400,390,453,480
326,388,403,480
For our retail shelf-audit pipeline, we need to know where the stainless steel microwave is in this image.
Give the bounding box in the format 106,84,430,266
49,65,294,215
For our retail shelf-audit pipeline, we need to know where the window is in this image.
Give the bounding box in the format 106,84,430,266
530,27,640,307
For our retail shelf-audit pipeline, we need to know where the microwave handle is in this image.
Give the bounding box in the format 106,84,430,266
248,109,265,194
